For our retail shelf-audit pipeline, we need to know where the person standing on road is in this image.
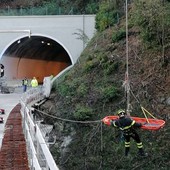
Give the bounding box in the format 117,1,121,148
31,77,38,88
22,77,28,92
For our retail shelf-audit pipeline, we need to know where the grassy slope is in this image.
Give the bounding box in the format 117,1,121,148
41,21,170,170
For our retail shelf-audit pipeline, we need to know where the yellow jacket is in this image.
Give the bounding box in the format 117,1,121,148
31,78,38,87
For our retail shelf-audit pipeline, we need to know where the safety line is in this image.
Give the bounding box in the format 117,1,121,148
130,88,140,104
100,121,103,152
141,106,157,119
125,0,130,116
34,108,101,124
130,88,157,120
34,107,104,168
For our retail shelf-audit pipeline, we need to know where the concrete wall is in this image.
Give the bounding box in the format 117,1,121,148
0,15,96,64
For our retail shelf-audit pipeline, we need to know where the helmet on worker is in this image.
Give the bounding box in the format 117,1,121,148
117,109,126,117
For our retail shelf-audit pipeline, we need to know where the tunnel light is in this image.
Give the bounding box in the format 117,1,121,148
17,40,21,43
41,41,44,44
47,43,51,46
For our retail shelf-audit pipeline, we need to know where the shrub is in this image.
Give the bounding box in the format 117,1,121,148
73,105,93,121
101,85,120,102
77,83,88,97
95,2,120,31
112,28,126,43
103,61,120,75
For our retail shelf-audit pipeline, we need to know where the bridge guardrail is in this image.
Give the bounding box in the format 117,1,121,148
20,86,59,170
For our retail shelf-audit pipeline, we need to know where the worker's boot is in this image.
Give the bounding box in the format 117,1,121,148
138,148,148,157
125,147,130,156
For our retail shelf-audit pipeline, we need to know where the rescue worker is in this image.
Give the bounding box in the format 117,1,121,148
31,77,38,88
22,77,28,92
50,74,54,80
110,109,147,157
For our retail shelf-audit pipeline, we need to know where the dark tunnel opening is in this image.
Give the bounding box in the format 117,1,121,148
1,35,72,83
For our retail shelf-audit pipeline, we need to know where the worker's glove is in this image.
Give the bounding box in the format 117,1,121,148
142,122,147,126
102,117,111,125
110,120,116,126
139,123,143,127
135,122,142,128
110,120,113,125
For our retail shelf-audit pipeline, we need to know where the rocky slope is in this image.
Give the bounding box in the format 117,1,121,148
39,23,170,170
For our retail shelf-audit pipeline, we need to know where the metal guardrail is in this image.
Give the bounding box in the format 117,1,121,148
21,87,44,105
0,6,76,16
20,87,59,170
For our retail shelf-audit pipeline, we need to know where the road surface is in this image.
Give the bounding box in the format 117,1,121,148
0,87,22,148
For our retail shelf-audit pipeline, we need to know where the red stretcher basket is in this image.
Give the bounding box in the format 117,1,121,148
102,115,165,131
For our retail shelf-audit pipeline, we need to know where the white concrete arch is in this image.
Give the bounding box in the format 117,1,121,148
0,35,73,82
0,33,31,60
31,33,74,65
0,15,96,81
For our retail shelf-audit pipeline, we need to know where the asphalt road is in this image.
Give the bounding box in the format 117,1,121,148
0,87,22,148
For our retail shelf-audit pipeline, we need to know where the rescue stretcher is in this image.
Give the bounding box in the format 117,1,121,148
102,115,165,131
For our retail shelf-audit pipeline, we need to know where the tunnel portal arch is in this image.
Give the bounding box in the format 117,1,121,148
0,34,73,83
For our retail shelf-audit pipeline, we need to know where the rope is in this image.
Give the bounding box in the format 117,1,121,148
34,107,104,167
34,108,101,124
125,0,130,116
100,121,103,152
130,88,140,105
130,89,157,121
99,121,103,170
141,106,157,119
141,107,149,123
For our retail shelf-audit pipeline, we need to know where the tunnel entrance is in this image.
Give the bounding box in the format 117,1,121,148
1,35,72,83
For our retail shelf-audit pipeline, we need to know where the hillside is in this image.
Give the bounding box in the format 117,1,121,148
38,3,170,170
38,27,170,170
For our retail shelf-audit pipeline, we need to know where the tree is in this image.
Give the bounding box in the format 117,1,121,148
132,0,170,50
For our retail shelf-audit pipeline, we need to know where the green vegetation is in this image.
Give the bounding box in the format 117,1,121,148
0,0,101,15
37,0,170,169
112,28,126,43
131,0,170,50
73,104,93,120
95,1,119,31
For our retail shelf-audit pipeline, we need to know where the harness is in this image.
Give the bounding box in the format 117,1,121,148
113,117,135,135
